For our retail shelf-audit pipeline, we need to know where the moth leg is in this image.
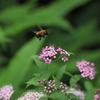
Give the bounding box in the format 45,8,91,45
42,35,45,38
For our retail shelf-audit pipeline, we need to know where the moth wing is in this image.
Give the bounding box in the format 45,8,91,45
36,25,43,30
31,29,38,34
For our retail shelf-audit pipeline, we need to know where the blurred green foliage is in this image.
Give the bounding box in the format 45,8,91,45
0,0,100,99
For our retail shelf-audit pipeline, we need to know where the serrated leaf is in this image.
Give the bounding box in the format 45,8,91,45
32,55,48,71
26,70,51,87
70,74,82,87
40,70,51,80
56,64,66,80
26,77,39,87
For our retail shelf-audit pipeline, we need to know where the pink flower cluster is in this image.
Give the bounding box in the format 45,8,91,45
39,46,70,64
59,82,67,93
94,88,100,100
17,92,46,100
66,88,85,100
95,88,100,94
94,94,100,100
37,79,68,94
44,80,57,93
76,60,96,80
37,78,47,85
0,85,14,100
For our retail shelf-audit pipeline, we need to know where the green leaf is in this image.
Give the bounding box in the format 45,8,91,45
26,70,51,87
26,77,39,87
49,91,66,100
39,96,46,100
34,87,45,93
2,0,90,37
70,74,82,87
33,73,41,77
0,38,44,90
23,87,44,95
84,80,93,91
0,27,11,50
67,93,79,100
64,71,75,79
84,81,95,100
40,70,51,80
0,4,31,22
32,55,48,71
68,52,75,55
52,76,60,89
85,88,95,100
56,64,66,80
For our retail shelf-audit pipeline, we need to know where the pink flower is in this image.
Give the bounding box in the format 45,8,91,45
94,94,100,100
39,46,70,64
66,88,85,100
45,58,52,64
95,88,100,94
76,60,96,80
17,92,46,100
62,57,68,62
0,85,14,100
94,89,100,100
56,47,62,51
